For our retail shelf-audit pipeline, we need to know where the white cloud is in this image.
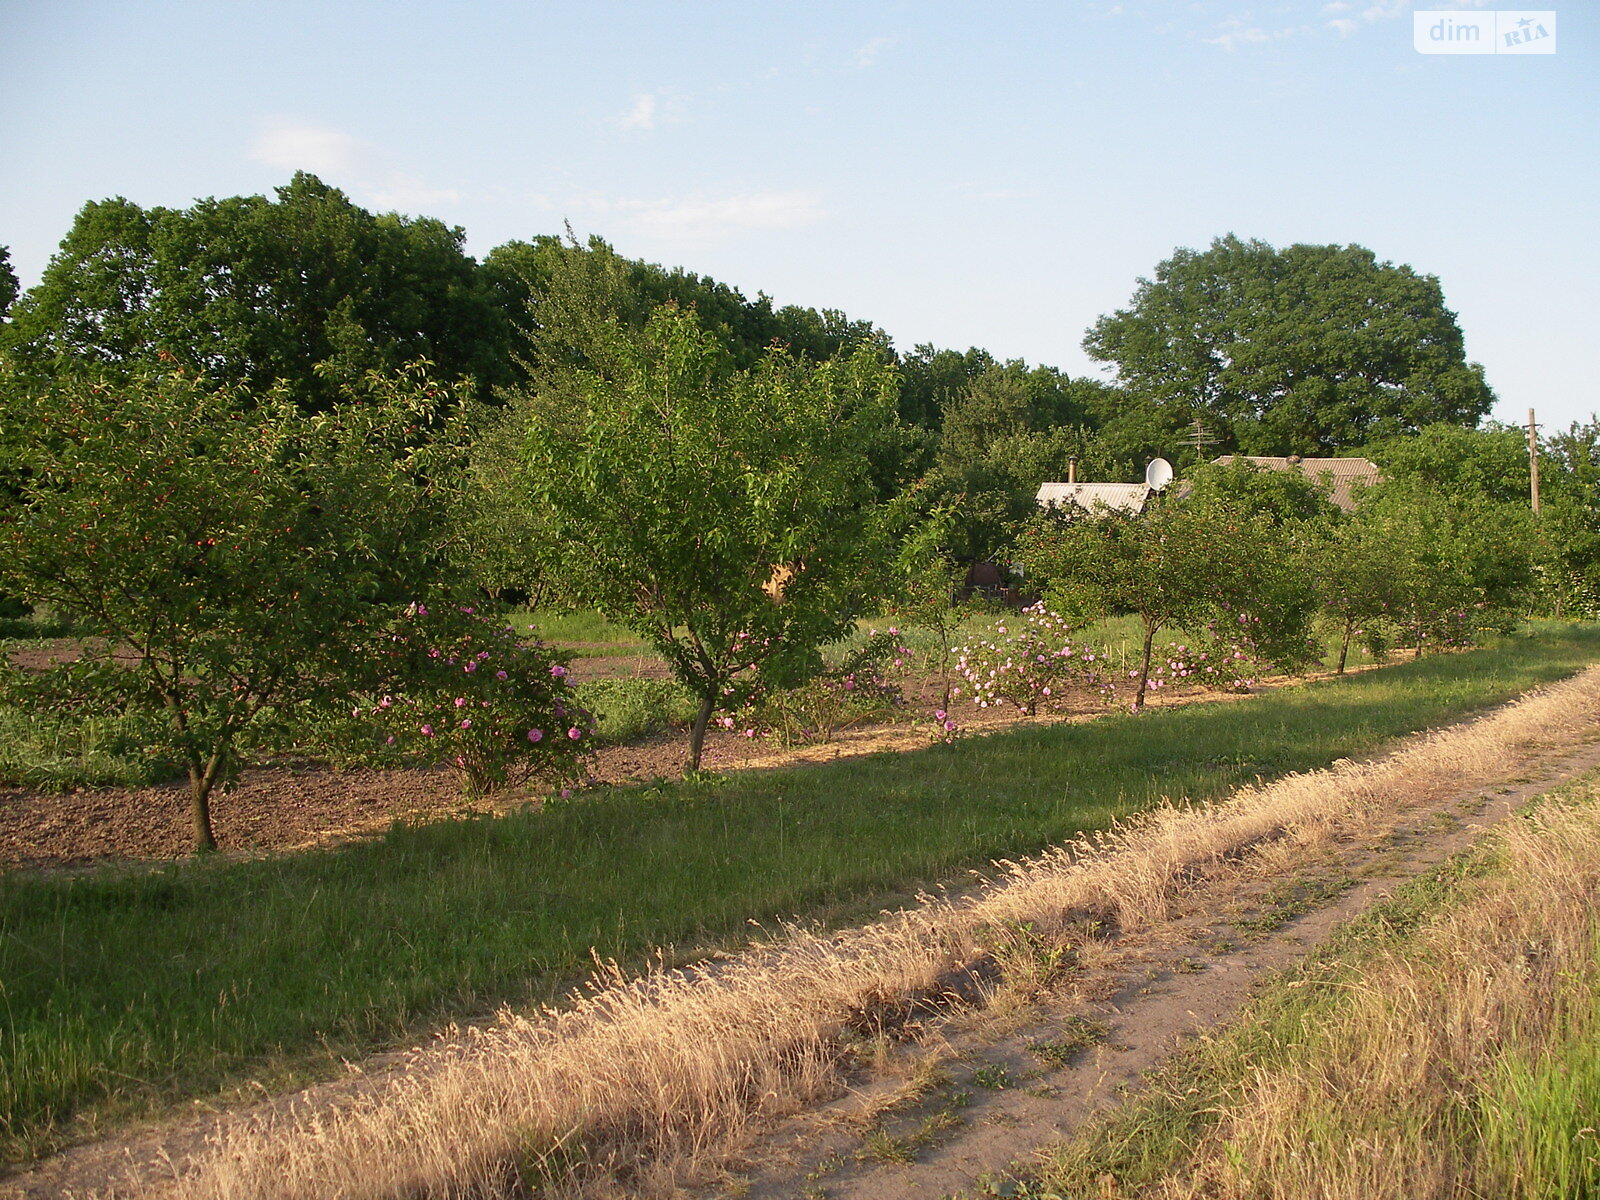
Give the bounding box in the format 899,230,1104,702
248,120,461,210
599,192,826,242
1328,17,1361,36
251,122,372,177
620,93,660,130
617,91,687,132
1204,23,1274,49
854,36,893,68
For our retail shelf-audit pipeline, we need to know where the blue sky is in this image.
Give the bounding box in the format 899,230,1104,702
2,1,1594,430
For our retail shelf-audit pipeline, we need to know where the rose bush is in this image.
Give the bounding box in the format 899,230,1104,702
364,603,591,797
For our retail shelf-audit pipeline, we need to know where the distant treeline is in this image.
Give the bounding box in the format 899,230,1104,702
0,173,1526,564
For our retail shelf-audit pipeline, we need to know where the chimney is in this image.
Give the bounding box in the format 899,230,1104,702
1068,458,1077,484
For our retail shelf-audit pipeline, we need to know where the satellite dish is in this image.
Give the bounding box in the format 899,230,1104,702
1145,457,1174,491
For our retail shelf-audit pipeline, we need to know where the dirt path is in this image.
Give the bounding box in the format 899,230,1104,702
706,720,1600,1200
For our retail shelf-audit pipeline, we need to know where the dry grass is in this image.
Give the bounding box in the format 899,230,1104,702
115,666,1600,1199
1141,779,1600,1200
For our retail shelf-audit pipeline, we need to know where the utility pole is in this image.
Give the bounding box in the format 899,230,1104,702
1529,408,1541,516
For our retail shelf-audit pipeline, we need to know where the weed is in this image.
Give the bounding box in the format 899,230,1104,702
1030,1016,1110,1067
973,1063,1013,1089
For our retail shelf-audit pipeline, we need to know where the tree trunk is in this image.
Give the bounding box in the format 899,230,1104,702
1135,621,1157,710
687,689,716,773
167,694,220,852
1337,618,1353,675
189,773,218,853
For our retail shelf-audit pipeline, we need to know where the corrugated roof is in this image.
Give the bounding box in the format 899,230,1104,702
1212,455,1382,512
1035,482,1152,514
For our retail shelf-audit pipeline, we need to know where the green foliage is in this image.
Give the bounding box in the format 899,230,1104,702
519,302,906,769
3,176,507,408
718,630,909,746
1084,235,1496,456
0,245,16,320
1366,421,1531,505
1017,487,1320,706
484,231,883,386
922,364,1126,562
1341,481,1534,654
0,362,472,849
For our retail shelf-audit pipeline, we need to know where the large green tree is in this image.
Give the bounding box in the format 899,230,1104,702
0,362,471,850
483,232,881,386
4,175,506,408
1084,235,1495,455
519,303,903,770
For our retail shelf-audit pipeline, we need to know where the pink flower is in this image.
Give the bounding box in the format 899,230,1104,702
550,664,568,678
567,727,581,740
351,707,361,718
496,670,508,680
460,719,471,729
421,724,434,737
527,728,543,743
454,697,468,707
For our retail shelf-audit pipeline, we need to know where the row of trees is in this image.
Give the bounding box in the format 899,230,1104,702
2,176,1595,852
1018,459,1537,709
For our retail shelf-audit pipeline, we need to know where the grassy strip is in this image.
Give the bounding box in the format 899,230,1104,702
0,623,1596,1163
1029,770,1600,1200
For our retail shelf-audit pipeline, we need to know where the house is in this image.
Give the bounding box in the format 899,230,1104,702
1211,455,1382,512
1034,481,1155,515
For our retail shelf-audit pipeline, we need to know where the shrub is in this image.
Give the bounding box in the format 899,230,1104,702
365,604,591,798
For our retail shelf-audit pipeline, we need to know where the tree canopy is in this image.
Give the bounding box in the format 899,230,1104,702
3,174,507,408
518,302,904,769
1084,235,1496,456
0,361,472,849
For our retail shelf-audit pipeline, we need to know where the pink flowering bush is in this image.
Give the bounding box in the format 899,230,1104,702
363,602,592,797
952,604,1100,716
1110,639,1257,702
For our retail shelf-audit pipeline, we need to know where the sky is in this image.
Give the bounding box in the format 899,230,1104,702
2,0,1595,431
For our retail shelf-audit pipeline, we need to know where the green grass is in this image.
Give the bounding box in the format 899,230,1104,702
512,607,650,653
0,706,180,791
574,676,698,744
0,622,1597,1161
